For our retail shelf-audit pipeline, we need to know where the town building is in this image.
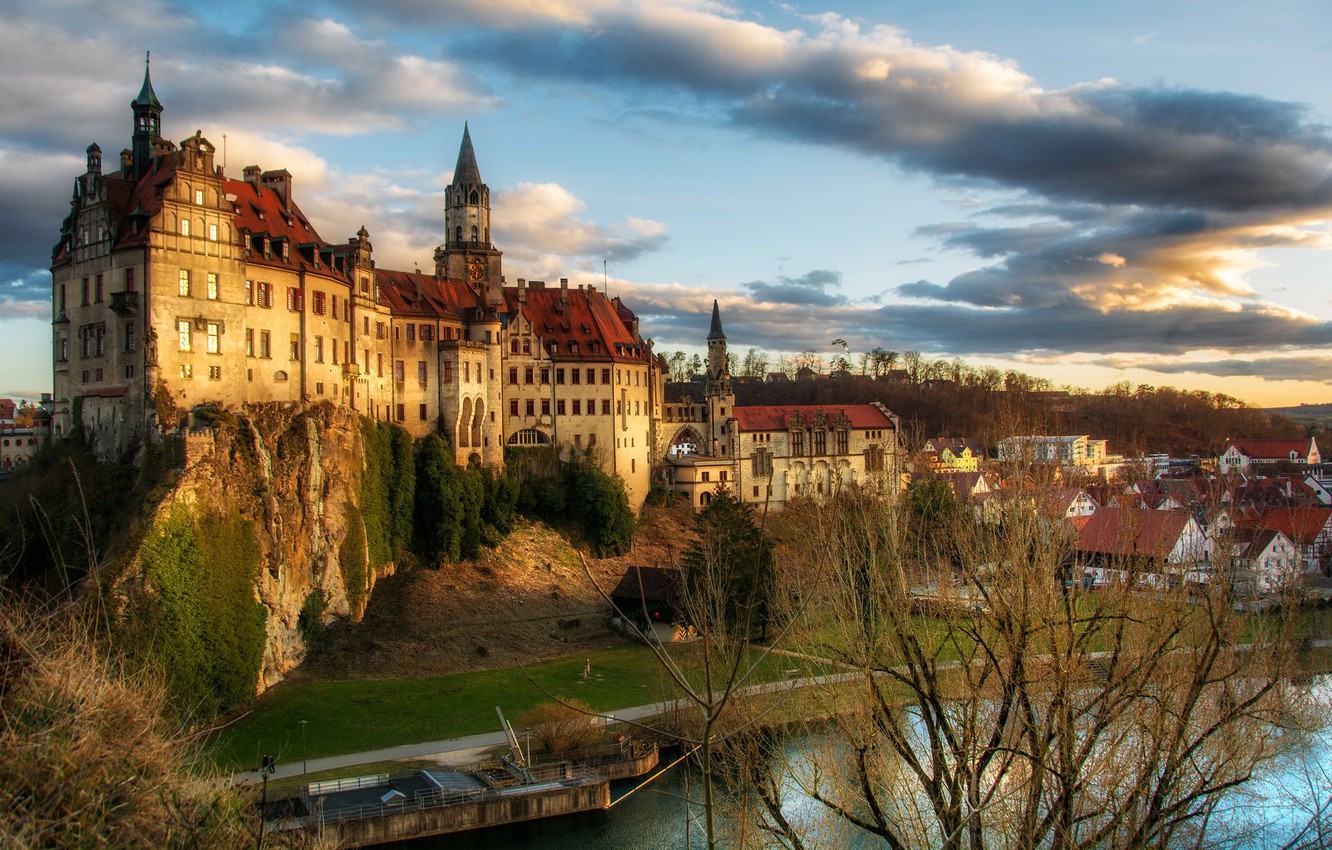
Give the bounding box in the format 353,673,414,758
659,302,901,510
1217,438,1322,474
50,64,660,505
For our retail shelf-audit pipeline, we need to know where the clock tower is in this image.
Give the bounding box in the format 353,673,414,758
436,123,503,306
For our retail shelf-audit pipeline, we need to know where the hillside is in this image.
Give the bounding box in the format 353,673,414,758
293,501,696,681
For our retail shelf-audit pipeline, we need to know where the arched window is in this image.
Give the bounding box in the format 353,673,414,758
455,226,463,242
469,190,479,205
510,338,519,354
471,225,478,242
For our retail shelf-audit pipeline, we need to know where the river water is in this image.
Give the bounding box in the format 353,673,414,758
373,674,1332,850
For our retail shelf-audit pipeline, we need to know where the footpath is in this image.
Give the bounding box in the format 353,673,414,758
231,665,861,786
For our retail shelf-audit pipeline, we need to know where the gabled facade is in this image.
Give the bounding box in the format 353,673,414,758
660,304,900,510
1218,438,1321,474
922,437,983,472
51,66,661,505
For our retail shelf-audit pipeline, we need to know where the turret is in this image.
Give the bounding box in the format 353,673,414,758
437,124,503,306
131,52,163,180
706,300,727,379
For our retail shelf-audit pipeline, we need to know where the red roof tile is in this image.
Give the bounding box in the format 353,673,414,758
376,269,485,321
1226,439,1316,460
731,404,895,432
1077,507,1193,560
1240,507,1332,545
504,285,646,363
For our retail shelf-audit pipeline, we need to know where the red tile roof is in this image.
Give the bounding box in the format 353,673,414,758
1226,439,1315,460
1241,507,1332,545
376,269,485,321
731,404,895,432
504,285,647,363
1077,507,1194,560
225,178,330,273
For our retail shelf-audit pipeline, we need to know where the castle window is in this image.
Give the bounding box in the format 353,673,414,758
177,320,192,352
602,400,611,415
180,218,190,237
541,399,550,416
419,404,428,420
245,329,253,356
602,368,611,384
312,291,326,315
376,322,385,340
813,430,827,456
792,430,804,455
522,339,531,355
572,369,581,385
178,270,190,297
586,368,595,384
557,400,566,416
418,361,427,383
125,323,136,353
315,337,325,363
442,362,452,383
208,365,221,381
245,280,254,305
421,324,434,342
125,268,135,292
835,430,849,455
393,360,404,383
556,368,565,385
195,189,204,205
509,399,519,417
206,273,218,300
573,400,581,415
406,324,415,342
540,368,549,384
865,445,884,472
469,190,479,205
508,367,518,385
752,450,772,477
179,364,192,379
206,323,220,354
208,223,217,241
95,274,103,303
511,338,519,354
396,404,405,422
259,331,271,359
471,225,478,242
455,226,463,242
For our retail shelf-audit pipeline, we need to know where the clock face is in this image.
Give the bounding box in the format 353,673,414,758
468,259,485,282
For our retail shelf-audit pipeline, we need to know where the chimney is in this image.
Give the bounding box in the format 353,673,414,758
261,169,293,211
120,149,133,172
242,165,262,192
559,277,569,306
517,278,527,303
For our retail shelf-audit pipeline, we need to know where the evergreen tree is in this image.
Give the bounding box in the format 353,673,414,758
682,490,774,641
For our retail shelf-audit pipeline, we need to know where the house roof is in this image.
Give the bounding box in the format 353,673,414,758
731,404,895,432
1242,507,1332,545
1077,508,1193,560
376,269,485,321
1225,439,1314,460
503,285,648,364
609,566,681,606
707,299,725,340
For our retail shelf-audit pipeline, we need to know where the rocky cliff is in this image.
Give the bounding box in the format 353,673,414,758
121,403,388,697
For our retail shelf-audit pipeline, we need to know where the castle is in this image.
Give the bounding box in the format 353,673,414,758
51,62,662,506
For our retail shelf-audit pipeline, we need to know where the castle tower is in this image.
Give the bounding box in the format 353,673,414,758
703,300,734,456
436,124,503,306
131,54,162,179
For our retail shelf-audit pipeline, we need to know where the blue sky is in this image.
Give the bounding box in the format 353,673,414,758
2,0,1330,405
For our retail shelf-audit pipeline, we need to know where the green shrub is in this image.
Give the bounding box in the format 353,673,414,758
126,505,265,718
569,458,635,557
413,434,463,565
340,502,368,613
297,589,328,649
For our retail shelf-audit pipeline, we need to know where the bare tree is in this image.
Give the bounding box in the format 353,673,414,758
741,482,1311,850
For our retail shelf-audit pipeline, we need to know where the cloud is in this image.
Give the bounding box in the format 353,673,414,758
494,182,669,270
1114,355,1332,385
743,269,846,306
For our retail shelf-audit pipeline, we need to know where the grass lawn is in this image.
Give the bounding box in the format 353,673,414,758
206,642,833,772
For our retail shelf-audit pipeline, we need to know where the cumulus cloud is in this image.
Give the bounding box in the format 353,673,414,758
494,182,668,269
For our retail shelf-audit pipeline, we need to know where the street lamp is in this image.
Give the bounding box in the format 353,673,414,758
297,720,308,777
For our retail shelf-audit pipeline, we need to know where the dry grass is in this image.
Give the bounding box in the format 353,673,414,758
300,505,695,680
0,595,321,849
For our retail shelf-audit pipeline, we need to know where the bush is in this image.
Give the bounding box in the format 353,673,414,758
0,596,311,848
413,435,463,565
517,699,602,754
297,589,328,649
569,459,635,557
339,502,369,613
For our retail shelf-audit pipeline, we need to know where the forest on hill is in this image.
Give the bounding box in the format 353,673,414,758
666,347,1319,457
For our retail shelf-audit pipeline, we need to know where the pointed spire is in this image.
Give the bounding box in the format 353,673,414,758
707,299,725,340
134,51,162,109
452,122,482,187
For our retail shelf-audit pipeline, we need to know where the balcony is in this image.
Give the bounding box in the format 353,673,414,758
109,290,139,316
343,363,361,378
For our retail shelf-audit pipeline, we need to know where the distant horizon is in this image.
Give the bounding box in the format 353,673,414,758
2,1,1330,406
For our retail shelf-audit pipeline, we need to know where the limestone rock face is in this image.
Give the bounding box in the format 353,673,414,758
151,404,389,694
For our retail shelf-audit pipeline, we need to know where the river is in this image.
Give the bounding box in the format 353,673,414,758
373,717,1332,850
